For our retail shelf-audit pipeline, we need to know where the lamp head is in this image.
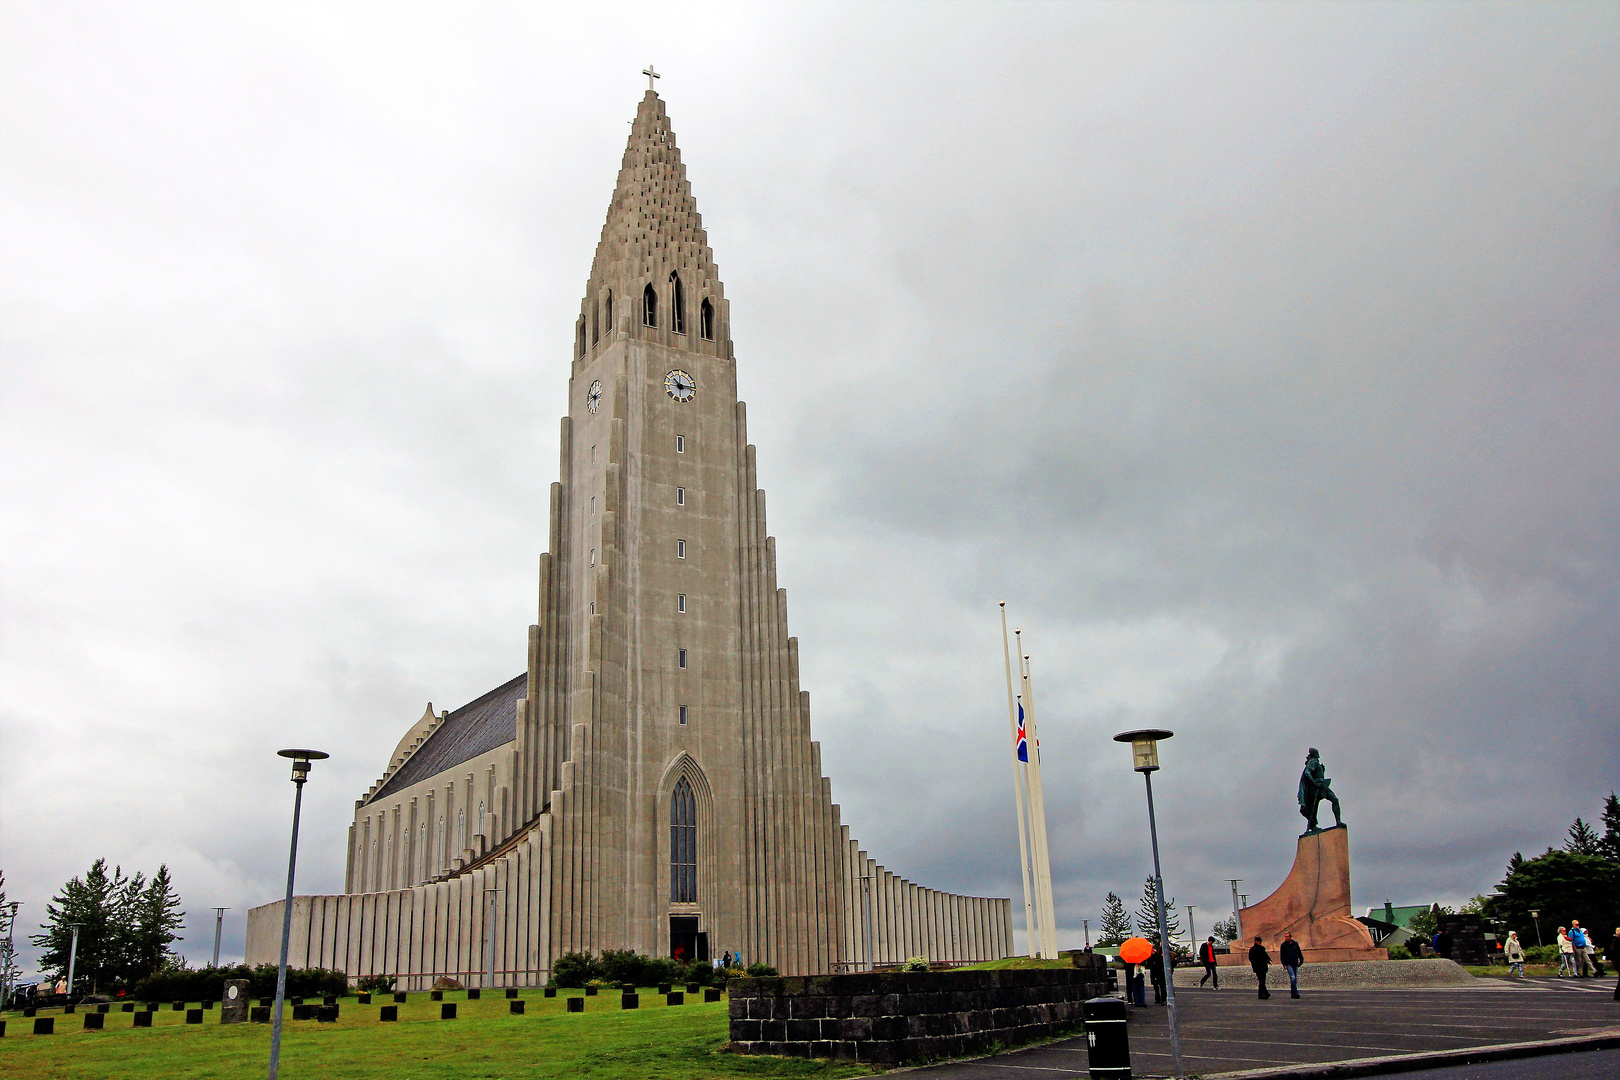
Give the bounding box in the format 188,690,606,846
1113,728,1174,772
278,748,329,783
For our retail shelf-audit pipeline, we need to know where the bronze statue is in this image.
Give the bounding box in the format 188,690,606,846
1298,747,1342,832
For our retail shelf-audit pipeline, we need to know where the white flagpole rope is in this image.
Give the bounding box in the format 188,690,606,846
1000,603,1039,958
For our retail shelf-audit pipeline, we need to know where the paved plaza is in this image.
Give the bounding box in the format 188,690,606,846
910,978,1619,1078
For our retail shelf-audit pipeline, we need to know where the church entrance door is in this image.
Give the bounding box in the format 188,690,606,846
669,916,708,962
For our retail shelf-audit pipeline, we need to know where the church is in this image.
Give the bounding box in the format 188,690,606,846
246,86,1013,984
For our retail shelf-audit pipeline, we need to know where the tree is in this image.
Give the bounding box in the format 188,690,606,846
1599,792,1620,863
1565,817,1600,857
1505,851,1524,877
1480,849,1620,942
129,865,184,981
1134,877,1181,944
1211,916,1238,943
1098,892,1132,946
1407,903,1451,945
31,859,129,995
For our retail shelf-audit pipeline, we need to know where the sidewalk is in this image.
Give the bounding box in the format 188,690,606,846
905,982,1620,1078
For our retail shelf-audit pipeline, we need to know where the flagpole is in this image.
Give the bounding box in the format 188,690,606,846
1000,603,1039,958
1020,648,1059,959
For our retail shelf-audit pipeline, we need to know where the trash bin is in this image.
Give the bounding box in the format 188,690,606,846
1083,996,1130,1079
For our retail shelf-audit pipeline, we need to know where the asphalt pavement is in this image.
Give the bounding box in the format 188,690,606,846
904,977,1619,1079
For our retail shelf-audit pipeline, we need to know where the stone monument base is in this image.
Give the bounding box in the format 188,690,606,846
1218,824,1387,965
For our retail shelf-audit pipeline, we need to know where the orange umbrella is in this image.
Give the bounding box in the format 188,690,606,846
1119,937,1153,965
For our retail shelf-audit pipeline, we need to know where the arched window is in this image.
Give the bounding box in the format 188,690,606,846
670,777,697,902
670,272,685,335
457,808,465,848
604,290,612,335
700,298,714,341
643,283,658,327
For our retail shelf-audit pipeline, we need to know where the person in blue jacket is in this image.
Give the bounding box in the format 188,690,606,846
1280,932,1305,998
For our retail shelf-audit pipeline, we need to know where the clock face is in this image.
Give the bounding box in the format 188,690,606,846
586,380,603,414
664,369,696,403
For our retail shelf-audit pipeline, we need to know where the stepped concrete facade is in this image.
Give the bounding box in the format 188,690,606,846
245,89,1012,985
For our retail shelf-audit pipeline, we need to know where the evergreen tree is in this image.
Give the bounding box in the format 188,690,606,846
1506,851,1524,876
30,859,129,995
1212,915,1238,943
1134,876,1181,943
1098,892,1132,945
130,865,184,980
1565,817,1600,857
1599,792,1620,863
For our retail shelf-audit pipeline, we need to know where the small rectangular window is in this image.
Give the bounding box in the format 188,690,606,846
591,444,597,463
677,593,686,613
590,495,595,514
676,539,686,559
675,435,685,453
676,487,685,506
589,548,596,566
589,601,596,615
678,648,688,669
678,705,688,726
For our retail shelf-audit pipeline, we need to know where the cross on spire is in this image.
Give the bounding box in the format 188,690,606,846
643,65,660,92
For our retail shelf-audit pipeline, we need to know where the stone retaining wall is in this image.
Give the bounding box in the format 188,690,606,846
728,968,1107,1063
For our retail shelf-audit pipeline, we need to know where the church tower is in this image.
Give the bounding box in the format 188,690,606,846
246,89,1012,981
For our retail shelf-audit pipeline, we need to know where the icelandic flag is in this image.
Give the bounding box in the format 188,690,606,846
1015,700,1029,762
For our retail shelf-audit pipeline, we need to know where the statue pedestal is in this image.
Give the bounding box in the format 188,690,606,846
1217,824,1387,965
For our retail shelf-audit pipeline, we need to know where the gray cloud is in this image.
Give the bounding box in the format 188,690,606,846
2,2,1616,971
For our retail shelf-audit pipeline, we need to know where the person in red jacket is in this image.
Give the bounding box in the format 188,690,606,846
1198,936,1220,988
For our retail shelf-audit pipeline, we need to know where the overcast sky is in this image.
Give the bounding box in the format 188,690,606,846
2,2,1617,976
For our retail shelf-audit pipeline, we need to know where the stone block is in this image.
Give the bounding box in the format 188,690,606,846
621,993,638,1010
63,1004,75,1014
510,999,526,1015
96,1003,109,1013
543,987,556,997
249,1007,269,1023
685,983,700,994
584,986,596,996
838,1016,872,1040
467,988,481,1000
506,988,520,998
133,1011,154,1028
430,990,443,1001
186,1009,204,1024
441,1003,457,1020
323,995,337,1006
21,1008,34,1017
292,1004,315,1020
704,987,721,1003
732,1019,760,1040
357,992,371,1004
172,1001,186,1011
728,996,747,1019
666,992,685,1006
83,1013,104,1030
33,1017,54,1036
759,1018,786,1041
317,1005,338,1022
566,997,584,1013
657,983,672,994
785,1018,819,1041
379,1005,398,1021
394,992,408,1003
121,1003,134,1012
222,979,250,1025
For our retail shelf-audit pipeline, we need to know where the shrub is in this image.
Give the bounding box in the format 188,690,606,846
550,951,602,988
902,956,930,972
744,962,777,977
132,964,347,1003
356,974,395,993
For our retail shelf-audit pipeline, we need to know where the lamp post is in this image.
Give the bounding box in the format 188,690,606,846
1083,919,1090,950
212,908,231,969
0,902,19,1011
269,748,328,1080
1529,910,1542,948
484,889,499,989
1114,729,1184,1079
65,923,85,1003
1227,880,1243,943
1186,906,1196,949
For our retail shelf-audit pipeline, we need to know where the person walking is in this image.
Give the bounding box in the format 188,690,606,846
1557,927,1575,977
1147,945,1167,1005
1126,961,1147,1007
1249,936,1272,1000
1280,932,1304,998
1504,931,1526,978
1570,922,1595,977
1199,936,1220,988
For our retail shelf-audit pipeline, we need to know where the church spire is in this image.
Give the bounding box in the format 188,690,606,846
577,88,726,356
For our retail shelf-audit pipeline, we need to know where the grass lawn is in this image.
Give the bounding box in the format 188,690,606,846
955,957,1073,971
0,990,876,1080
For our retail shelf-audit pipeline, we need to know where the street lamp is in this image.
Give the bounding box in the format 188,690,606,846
1529,910,1542,948
269,748,328,1080
1227,880,1243,944
1187,906,1196,948
66,923,85,1004
1083,919,1090,950
212,908,231,969
1114,729,1184,1079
